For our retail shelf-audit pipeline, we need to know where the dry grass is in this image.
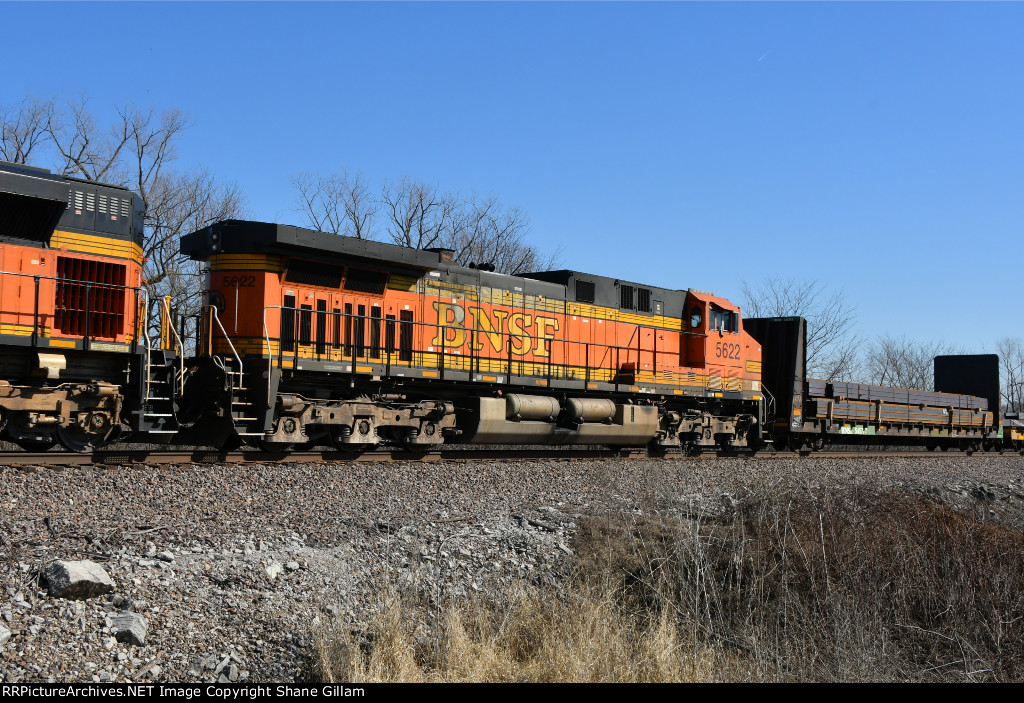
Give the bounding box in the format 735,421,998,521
577,487,1024,682
312,486,1024,682
313,584,725,682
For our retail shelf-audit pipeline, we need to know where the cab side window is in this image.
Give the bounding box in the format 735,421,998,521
710,305,738,333
690,306,703,329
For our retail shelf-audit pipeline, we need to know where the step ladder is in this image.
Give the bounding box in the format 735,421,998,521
136,348,179,434
224,362,265,437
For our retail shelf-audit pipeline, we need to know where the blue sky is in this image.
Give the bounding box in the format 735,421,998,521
3,2,1022,353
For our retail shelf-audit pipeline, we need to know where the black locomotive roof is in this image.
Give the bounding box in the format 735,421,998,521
183,219,696,313
521,268,689,312
181,220,447,271
0,161,144,246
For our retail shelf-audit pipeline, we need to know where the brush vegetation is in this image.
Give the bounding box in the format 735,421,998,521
313,487,1024,682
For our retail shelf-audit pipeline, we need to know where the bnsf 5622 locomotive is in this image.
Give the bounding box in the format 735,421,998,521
177,221,767,452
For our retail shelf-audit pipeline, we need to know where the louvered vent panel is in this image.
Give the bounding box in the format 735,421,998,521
344,268,388,295
54,257,127,339
638,288,651,313
620,285,635,310
284,259,344,288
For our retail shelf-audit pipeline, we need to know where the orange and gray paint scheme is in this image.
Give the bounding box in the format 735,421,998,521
0,161,149,450
181,220,765,449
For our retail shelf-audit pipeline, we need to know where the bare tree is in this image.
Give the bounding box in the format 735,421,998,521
0,95,54,164
740,278,860,381
144,169,246,342
293,172,557,275
444,195,556,273
863,335,964,391
293,170,376,239
1,94,246,349
380,177,461,251
996,337,1024,412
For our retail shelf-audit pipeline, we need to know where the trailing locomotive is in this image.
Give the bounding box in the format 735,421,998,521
0,162,178,452
177,220,767,452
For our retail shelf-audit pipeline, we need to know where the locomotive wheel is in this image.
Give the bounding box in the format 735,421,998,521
329,425,375,453
58,426,106,453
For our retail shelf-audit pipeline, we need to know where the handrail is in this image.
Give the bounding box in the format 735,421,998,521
161,297,186,396
0,268,143,289
140,288,151,351
254,304,753,394
139,287,151,404
759,381,776,434
208,305,243,389
0,266,144,344
262,307,274,408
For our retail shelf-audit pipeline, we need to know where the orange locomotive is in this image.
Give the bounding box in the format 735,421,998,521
0,162,177,451
179,220,766,452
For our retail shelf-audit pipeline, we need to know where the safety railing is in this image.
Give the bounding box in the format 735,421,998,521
0,268,145,351
252,305,754,402
207,305,244,384
160,297,186,396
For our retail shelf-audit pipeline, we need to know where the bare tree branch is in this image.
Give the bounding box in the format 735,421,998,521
0,96,54,164
863,335,964,391
2,93,245,351
380,177,459,251
293,171,376,238
295,173,557,275
996,337,1024,412
741,278,861,381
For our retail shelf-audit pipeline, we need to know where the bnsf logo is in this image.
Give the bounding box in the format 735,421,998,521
431,302,560,357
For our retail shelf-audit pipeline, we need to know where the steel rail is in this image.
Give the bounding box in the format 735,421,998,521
0,447,1017,467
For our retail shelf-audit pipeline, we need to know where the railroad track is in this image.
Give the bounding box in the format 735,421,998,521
0,446,1017,467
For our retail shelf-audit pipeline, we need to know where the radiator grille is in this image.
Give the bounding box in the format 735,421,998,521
54,257,127,338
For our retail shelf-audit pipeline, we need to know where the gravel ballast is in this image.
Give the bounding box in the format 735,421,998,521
1,455,1022,682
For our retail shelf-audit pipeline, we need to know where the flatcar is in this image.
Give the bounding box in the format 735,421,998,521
0,161,179,451
177,220,768,452
745,317,1004,452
